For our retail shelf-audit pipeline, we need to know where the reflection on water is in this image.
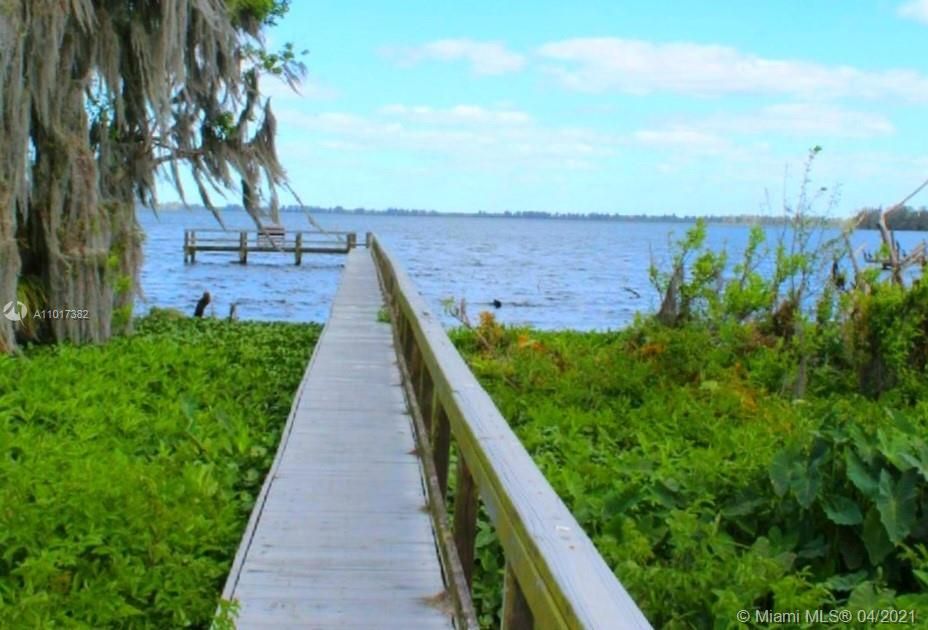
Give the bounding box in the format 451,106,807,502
137,209,927,330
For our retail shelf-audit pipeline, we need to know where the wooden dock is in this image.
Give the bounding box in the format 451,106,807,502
183,228,358,264
221,247,452,629
222,238,652,629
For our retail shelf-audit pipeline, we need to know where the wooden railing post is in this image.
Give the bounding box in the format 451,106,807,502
419,371,433,434
502,563,534,630
453,456,479,587
294,232,303,265
408,337,420,374
347,232,357,250
365,231,373,248
238,231,248,264
395,310,406,354
431,402,451,497
403,319,416,365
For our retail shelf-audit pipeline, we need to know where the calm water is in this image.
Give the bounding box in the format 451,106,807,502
137,209,927,330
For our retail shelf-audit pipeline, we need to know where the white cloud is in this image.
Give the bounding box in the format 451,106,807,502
536,37,928,101
633,128,732,154
629,103,894,170
274,104,616,170
382,39,525,75
899,0,928,24
378,104,531,125
703,103,895,138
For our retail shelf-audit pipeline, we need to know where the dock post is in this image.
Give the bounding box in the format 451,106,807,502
295,232,303,265
183,230,189,263
365,232,373,248
239,231,248,264
347,232,357,251
189,231,196,263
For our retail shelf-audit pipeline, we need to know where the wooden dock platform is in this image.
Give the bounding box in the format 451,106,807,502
221,247,452,629
183,228,358,264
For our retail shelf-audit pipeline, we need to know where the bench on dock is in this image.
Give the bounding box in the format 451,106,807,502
183,228,357,264
256,224,286,248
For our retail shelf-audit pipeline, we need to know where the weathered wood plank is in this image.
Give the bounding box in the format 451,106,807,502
431,403,452,497
452,456,480,589
221,248,452,629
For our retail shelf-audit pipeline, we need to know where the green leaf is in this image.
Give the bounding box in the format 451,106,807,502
915,570,928,589
721,497,766,518
794,458,822,509
900,442,928,482
822,495,863,526
848,581,884,610
846,449,878,498
837,529,866,570
824,570,868,592
877,428,915,471
770,448,800,497
862,507,894,564
875,469,917,544
848,425,877,464
603,487,639,517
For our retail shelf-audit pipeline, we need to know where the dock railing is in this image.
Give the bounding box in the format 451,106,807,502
183,228,356,264
369,234,652,630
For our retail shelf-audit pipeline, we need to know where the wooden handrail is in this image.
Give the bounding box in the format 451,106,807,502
370,235,652,630
183,228,357,264
186,227,355,237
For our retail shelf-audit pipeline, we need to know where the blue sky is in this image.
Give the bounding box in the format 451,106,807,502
166,0,928,216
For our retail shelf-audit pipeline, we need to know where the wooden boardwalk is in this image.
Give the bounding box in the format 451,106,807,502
222,248,453,629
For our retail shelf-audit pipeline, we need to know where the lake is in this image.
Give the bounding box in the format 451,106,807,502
137,209,927,330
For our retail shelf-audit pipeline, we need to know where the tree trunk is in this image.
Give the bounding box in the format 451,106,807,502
0,191,18,353
22,58,114,344
0,6,27,352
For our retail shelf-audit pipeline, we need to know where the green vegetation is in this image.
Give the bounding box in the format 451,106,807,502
454,317,927,627
451,200,928,626
0,311,320,627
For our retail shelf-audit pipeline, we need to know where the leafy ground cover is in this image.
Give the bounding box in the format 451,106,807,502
452,313,928,628
0,310,320,627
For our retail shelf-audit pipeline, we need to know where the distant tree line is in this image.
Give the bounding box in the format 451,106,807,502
273,205,814,225
856,206,928,231
173,202,928,229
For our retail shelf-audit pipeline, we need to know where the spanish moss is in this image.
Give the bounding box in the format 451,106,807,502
0,0,299,350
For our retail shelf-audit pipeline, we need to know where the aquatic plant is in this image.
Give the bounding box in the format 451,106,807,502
0,311,320,626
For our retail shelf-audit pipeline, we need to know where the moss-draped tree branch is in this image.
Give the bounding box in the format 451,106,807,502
0,0,301,351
